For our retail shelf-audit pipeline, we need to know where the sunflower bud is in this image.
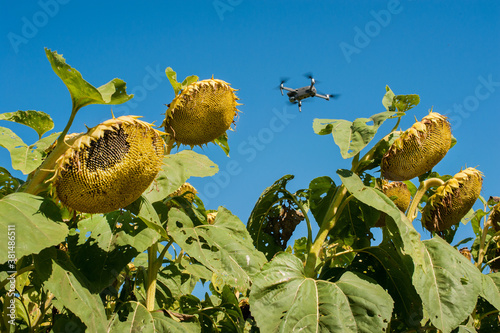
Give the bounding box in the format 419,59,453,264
381,112,452,181
422,168,482,232
163,78,240,146
53,116,164,213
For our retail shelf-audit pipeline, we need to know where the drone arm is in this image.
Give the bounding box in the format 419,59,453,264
315,93,330,100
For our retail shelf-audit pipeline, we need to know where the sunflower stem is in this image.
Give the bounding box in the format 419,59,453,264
477,217,493,269
304,185,350,277
406,177,445,223
23,106,82,195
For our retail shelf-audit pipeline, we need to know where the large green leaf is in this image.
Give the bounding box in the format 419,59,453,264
337,169,424,269
37,249,108,332
165,67,198,96
70,211,159,292
413,237,482,333
313,111,395,159
167,206,267,291
0,127,59,174
0,110,54,139
144,150,218,204
480,273,500,310
0,193,68,263
45,48,133,111
250,252,393,332
349,243,423,329
107,301,154,333
247,175,298,260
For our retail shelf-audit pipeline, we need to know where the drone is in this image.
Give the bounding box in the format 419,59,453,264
280,75,339,112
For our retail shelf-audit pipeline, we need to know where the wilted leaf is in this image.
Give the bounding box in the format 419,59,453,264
250,252,393,333
0,193,68,263
168,207,267,291
246,175,298,260
0,127,59,174
313,111,395,159
0,110,54,139
144,150,218,204
45,48,132,111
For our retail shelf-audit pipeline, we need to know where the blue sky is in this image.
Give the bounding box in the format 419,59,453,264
1,1,500,260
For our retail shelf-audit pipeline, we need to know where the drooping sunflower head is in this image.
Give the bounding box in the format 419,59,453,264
490,203,500,232
376,181,412,227
168,182,197,203
381,112,452,181
53,116,165,214
163,78,240,147
422,167,483,232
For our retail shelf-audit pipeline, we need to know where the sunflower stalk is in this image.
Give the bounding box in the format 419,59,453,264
406,178,445,222
304,186,351,277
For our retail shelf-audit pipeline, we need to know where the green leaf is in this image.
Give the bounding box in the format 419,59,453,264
0,166,23,198
180,74,199,90
166,67,183,96
0,110,54,139
214,132,230,156
107,301,154,333
382,86,420,113
0,127,60,174
45,48,133,111
250,252,393,332
480,273,500,310
144,150,218,204
246,175,298,260
167,206,267,292
308,176,337,228
313,111,395,159
0,193,68,263
349,243,423,329
337,169,425,269
393,94,420,112
382,86,396,111
38,250,108,332
413,237,482,333
151,311,201,333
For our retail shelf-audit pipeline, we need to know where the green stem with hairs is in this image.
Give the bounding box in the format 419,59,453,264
145,239,173,311
406,178,445,223
23,106,82,195
477,218,493,269
304,185,350,277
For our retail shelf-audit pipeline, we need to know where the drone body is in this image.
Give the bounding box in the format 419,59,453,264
280,76,338,111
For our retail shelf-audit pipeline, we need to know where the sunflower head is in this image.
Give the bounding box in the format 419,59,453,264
53,116,164,213
375,181,411,227
163,78,240,147
422,167,483,232
381,112,452,181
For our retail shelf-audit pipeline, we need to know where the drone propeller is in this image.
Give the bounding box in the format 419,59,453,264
278,77,290,95
326,93,340,99
303,72,314,80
